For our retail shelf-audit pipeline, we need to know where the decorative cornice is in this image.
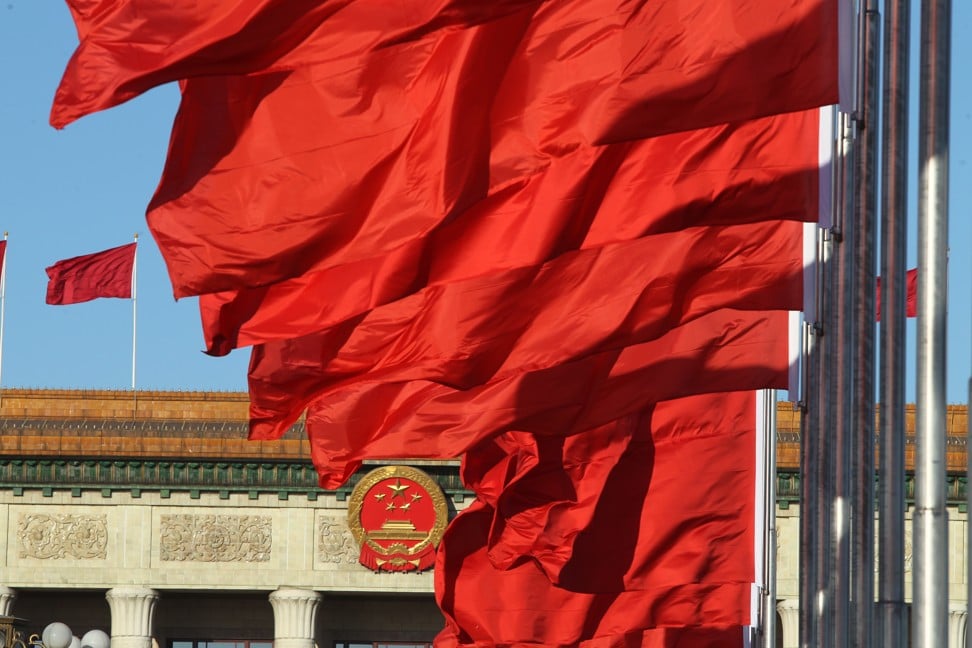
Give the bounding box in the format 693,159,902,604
776,470,969,509
0,457,472,501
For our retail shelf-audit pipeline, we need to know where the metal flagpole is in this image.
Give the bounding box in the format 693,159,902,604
877,0,910,645
802,226,833,648
913,0,950,645
832,107,856,648
0,232,8,409
131,233,138,411
852,1,879,645
763,389,778,648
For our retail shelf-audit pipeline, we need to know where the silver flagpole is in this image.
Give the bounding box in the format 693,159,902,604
131,233,138,414
0,232,8,409
913,0,950,645
764,389,778,648
832,107,856,648
877,0,910,645
852,1,879,645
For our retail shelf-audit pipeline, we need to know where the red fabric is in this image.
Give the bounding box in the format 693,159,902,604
246,220,804,438
876,267,918,321
0,240,6,274
461,392,758,588
66,0,838,298
45,242,136,305
434,500,748,647
149,14,526,298
199,109,825,355
52,0,541,128
434,392,758,645
290,309,789,488
54,0,838,132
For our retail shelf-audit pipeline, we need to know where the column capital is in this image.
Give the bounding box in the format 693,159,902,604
947,603,967,648
776,598,800,648
0,586,17,616
269,588,321,648
106,586,159,648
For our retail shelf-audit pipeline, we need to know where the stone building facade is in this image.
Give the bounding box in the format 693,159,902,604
0,390,968,647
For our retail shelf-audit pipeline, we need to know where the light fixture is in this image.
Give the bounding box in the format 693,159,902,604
0,620,108,648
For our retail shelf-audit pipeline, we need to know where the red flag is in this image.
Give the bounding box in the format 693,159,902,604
51,0,541,128
435,392,760,645
45,243,136,305
246,220,805,440
199,109,827,354
435,499,747,647
0,240,6,275
53,0,838,132
286,309,791,488
876,267,918,321
92,0,839,299
463,392,760,587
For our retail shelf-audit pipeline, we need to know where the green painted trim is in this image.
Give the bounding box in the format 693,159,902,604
0,457,474,500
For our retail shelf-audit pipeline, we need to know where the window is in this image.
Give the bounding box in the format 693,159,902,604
334,643,432,648
171,640,273,648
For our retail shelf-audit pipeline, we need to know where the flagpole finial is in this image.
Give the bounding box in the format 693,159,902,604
134,232,139,241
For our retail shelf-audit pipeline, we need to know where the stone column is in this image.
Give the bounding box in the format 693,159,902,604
948,603,967,648
105,587,159,648
776,599,800,648
0,586,17,616
269,588,321,648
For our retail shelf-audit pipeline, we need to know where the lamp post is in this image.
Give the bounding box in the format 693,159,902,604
0,618,109,648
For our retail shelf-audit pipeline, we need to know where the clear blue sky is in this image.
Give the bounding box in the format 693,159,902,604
0,2,969,401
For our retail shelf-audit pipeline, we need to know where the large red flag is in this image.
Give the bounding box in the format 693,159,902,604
106,0,838,299
45,242,136,305
435,392,761,645
463,392,761,587
435,500,747,648
200,109,826,355
51,0,541,128
54,0,838,132
286,309,791,488
246,220,805,440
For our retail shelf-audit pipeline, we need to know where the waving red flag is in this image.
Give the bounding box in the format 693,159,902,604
876,267,918,321
45,243,136,305
463,392,760,587
51,0,541,128
283,309,791,488
435,392,760,645
71,0,840,299
199,109,827,354
245,220,805,441
435,500,747,647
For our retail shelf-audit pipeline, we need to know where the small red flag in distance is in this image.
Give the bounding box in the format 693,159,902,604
45,242,136,305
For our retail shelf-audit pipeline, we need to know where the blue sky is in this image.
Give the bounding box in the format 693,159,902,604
0,2,969,401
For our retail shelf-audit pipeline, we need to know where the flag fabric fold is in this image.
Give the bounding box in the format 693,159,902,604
246,220,805,442
64,0,839,299
435,499,747,648
200,109,825,354
45,242,137,305
463,392,759,588
51,0,543,128
434,391,760,645
286,308,791,488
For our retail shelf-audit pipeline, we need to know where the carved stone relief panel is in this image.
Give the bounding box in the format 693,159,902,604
160,514,271,562
18,513,108,559
317,515,356,565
